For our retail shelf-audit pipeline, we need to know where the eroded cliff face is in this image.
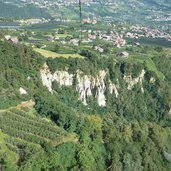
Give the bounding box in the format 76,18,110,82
109,80,119,98
40,63,145,106
123,69,145,92
40,63,73,92
76,70,107,106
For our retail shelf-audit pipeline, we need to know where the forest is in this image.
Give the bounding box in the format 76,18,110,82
0,40,171,170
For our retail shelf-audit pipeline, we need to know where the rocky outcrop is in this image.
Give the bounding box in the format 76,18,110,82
40,64,145,106
40,63,73,92
19,87,28,95
109,80,119,98
40,64,146,106
123,69,145,91
150,77,156,84
76,70,107,106
40,63,120,107
169,108,171,115
164,151,171,162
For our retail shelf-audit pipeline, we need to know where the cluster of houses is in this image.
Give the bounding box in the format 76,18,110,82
155,14,171,22
43,27,127,49
19,0,115,8
16,18,50,26
19,0,91,9
126,25,171,40
83,29,126,48
3,19,170,60
82,18,97,25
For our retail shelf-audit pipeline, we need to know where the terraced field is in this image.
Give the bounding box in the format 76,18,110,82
0,102,78,167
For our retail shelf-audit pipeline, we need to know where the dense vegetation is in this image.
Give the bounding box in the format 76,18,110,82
0,40,44,109
0,39,171,170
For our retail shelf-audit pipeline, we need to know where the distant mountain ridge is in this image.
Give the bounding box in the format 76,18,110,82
0,0,171,25
0,1,50,19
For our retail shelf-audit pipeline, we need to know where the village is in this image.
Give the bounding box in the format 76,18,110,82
18,0,116,8
1,17,171,60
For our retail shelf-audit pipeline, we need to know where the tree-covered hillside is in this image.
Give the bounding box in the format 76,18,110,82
0,40,44,109
0,40,171,170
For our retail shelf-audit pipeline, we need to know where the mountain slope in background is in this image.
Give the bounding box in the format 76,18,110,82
0,0,171,25
0,1,51,19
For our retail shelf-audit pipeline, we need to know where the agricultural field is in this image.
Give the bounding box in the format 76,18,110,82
0,101,78,168
34,48,83,58
0,103,68,144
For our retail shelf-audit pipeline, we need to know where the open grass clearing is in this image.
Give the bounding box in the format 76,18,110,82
34,48,84,58
57,34,72,38
145,58,165,80
113,53,165,80
130,55,165,80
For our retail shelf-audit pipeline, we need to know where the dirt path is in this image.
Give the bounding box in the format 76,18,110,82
0,99,35,113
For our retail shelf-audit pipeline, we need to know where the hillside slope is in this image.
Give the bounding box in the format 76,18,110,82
0,2,51,19
0,39,171,170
